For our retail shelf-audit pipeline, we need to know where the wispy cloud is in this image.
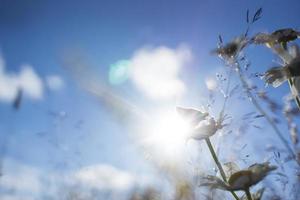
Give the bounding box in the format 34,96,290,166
128,45,192,100
0,159,42,199
72,164,135,191
46,75,64,91
17,65,44,99
0,159,142,199
0,55,65,104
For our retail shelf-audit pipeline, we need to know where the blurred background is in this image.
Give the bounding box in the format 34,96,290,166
0,0,300,199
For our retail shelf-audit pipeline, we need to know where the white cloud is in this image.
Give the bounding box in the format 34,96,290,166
0,159,42,198
0,159,140,199
0,73,19,102
73,164,135,191
46,75,64,91
0,195,34,200
0,56,43,102
18,65,43,99
129,45,192,100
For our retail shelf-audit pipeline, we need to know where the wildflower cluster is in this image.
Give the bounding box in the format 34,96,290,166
175,8,300,200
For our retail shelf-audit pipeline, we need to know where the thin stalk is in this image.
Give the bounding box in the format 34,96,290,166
218,69,233,123
205,138,240,200
281,42,300,111
245,188,253,200
287,78,300,110
235,63,297,162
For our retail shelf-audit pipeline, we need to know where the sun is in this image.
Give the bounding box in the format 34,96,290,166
142,110,192,161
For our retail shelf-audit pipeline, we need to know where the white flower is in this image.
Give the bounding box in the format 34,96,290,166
264,45,300,90
200,162,277,191
190,116,218,140
176,107,221,140
272,28,299,43
263,66,292,87
252,28,300,47
176,107,208,127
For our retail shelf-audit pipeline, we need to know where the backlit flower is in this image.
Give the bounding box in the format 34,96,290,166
199,162,277,191
252,28,300,47
176,107,222,140
176,107,208,127
190,116,219,140
263,46,300,88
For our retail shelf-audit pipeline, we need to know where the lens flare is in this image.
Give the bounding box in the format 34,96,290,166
109,60,130,85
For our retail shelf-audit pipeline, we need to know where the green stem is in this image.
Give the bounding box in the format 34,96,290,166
235,63,297,162
245,188,253,200
205,138,240,200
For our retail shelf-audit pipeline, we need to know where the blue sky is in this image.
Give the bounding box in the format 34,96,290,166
0,0,300,199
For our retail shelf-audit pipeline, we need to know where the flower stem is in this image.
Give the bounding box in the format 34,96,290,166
205,138,240,200
287,78,300,110
245,188,253,200
281,42,300,111
235,63,297,163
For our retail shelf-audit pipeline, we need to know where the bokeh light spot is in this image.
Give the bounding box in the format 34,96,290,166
109,60,131,85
